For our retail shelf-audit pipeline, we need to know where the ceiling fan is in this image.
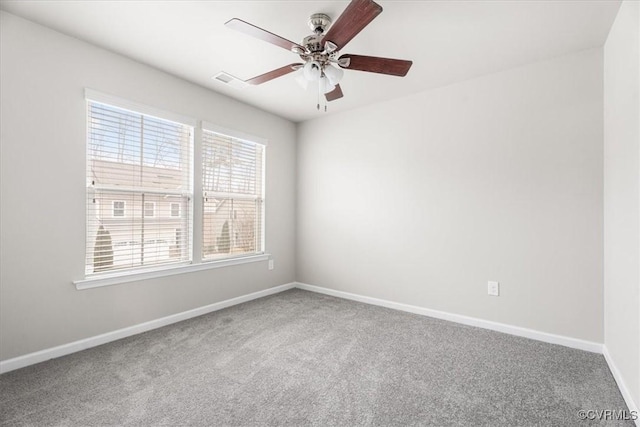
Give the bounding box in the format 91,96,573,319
225,0,413,111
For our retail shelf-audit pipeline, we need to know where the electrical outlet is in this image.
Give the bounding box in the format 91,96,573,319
488,281,500,296
268,259,274,270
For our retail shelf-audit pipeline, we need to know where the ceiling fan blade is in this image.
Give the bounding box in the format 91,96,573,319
225,18,306,53
322,0,383,50
325,84,344,102
339,54,412,76
245,63,303,85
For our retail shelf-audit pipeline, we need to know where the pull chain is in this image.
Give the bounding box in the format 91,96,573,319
318,78,328,112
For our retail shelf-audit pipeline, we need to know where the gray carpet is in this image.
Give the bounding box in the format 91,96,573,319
0,289,633,426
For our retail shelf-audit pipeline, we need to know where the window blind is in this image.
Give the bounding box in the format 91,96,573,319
202,129,264,261
86,100,193,275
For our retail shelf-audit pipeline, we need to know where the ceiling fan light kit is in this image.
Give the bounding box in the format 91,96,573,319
303,61,322,82
224,0,412,111
323,64,344,86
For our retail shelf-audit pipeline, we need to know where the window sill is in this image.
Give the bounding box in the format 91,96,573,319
74,254,270,290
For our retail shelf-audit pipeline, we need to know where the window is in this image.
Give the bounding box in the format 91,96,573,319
86,97,193,275
202,127,265,261
170,202,181,218
112,201,125,217
144,202,155,218
81,91,268,286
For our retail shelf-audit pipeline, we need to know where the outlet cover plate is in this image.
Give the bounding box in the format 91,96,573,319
488,281,500,296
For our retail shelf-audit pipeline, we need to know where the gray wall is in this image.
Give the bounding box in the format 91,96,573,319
604,0,640,408
297,48,604,342
0,12,297,361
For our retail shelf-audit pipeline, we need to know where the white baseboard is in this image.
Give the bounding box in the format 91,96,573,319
294,282,603,354
603,346,640,426
0,282,296,374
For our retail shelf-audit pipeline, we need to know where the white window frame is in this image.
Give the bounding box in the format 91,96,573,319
112,200,126,218
75,90,270,290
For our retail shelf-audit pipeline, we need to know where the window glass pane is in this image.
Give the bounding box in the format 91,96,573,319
86,100,193,275
202,198,261,258
202,130,264,261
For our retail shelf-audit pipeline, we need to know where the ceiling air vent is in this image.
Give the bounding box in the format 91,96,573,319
212,72,248,90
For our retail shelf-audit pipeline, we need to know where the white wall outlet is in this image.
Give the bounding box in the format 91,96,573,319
488,281,500,296
268,259,274,270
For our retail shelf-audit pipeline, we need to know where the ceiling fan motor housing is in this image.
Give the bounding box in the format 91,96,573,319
302,35,325,54
299,35,341,69
300,13,340,66
303,13,333,57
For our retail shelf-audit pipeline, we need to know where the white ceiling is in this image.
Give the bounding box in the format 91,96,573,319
0,0,621,123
